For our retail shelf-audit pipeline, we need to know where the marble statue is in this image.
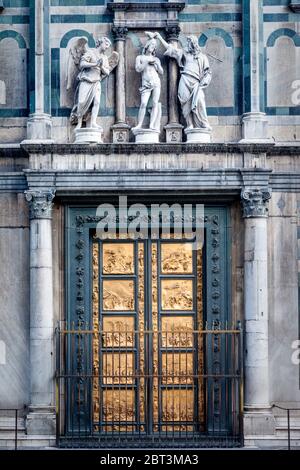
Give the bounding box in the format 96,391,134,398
132,33,163,141
67,36,119,141
154,32,212,142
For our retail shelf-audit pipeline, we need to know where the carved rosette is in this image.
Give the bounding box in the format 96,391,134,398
165,25,181,42
112,26,128,42
241,187,272,218
25,189,56,219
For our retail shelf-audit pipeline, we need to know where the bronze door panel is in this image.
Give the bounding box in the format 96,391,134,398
92,238,204,434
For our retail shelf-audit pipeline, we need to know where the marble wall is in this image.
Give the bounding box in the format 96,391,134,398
0,193,30,408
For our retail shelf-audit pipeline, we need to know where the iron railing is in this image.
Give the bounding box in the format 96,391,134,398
0,408,20,450
272,404,300,450
56,324,243,448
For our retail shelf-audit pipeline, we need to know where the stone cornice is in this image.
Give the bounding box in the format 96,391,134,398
18,142,300,156
24,168,269,197
0,170,298,194
4,142,300,158
107,2,185,12
0,172,27,192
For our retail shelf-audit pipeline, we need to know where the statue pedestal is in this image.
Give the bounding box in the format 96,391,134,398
165,123,184,143
74,127,103,144
112,123,130,143
132,128,160,144
185,128,212,143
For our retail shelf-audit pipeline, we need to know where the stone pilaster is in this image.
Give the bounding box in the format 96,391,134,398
24,1,53,143
25,189,56,435
164,25,183,143
241,0,271,142
241,186,275,438
111,26,130,143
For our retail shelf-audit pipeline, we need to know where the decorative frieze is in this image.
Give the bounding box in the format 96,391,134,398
241,187,272,218
25,189,55,219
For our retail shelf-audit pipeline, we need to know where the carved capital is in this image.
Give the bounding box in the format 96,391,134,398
241,187,272,218
25,189,56,220
165,25,181,42
112,26,128,42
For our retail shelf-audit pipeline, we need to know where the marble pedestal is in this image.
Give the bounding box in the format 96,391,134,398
112,123,130,143
240,112,272,143
26,406,56,435
22,113,53,144
165,123,184,143
74,127,103,144
132,128,160,144
185,128,212,143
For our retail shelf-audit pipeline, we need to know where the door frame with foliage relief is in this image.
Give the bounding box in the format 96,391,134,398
56,203,243,448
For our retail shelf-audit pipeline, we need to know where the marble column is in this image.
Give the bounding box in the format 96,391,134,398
241,0,271,142
241,187,275,437
111,26,130,143
164,25,183,143
25,189,56,435
24,1,53,143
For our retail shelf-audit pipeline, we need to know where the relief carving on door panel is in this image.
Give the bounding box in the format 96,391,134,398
151,243,159,431
138,242,145,430
102,280,135,311
161,279,193,311
92,239,204,433
161,243,193,274
92,242,100,426
102,317,135,347
103,243,134,274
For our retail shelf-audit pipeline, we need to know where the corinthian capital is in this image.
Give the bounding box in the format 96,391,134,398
241,187,271,218
165,25,181,42
25,189,56,220
112,26,128,42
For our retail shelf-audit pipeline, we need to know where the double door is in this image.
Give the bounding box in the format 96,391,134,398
58,206,242,447
92,237,204,435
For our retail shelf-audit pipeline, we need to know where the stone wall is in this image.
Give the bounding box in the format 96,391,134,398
0,1,299,143
0,192,29,408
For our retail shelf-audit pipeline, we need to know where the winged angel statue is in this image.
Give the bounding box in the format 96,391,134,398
66,36,119,130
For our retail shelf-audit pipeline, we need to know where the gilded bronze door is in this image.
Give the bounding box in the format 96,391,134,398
59,206,243,447
91,238,204,436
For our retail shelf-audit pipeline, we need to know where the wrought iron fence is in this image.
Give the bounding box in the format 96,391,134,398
272,404,300,450
56,323,243,448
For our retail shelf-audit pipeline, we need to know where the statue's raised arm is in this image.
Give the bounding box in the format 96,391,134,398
154,32,212,138
151,31,184,67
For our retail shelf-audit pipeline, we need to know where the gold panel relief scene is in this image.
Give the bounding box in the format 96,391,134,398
161,279,193,311
103,243,134,274
102,317,135,347
102,280,135,311
161,316,194,348
161,243,193,274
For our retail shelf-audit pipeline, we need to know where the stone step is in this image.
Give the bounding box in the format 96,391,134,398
0,417,25,432
0,433,56,449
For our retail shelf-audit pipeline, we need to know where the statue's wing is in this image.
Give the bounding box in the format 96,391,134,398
66,37,88,91
107,51,119,74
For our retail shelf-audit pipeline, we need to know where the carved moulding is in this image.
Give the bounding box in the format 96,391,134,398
241,187,272,218
290,3,300,12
